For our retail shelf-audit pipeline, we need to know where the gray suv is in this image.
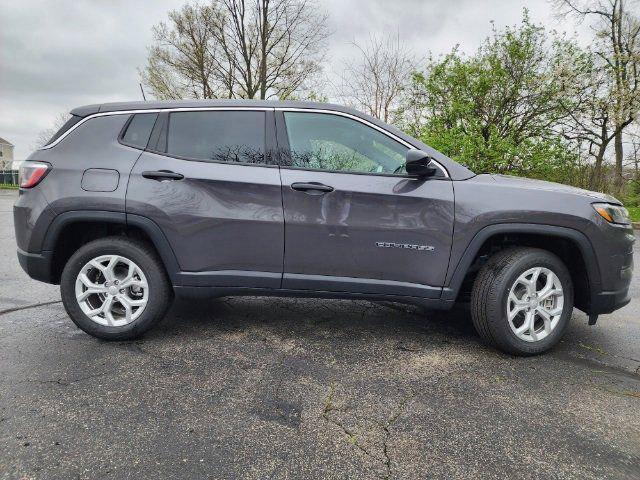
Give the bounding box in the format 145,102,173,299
14,100,634,355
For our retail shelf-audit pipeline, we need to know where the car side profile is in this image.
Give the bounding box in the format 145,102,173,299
14,100,634,355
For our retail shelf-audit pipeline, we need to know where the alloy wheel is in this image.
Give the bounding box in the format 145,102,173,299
506,267,564,342
75,255,149,327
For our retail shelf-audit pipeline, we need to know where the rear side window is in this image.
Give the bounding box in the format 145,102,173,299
120,113,158,149
166,111,265,164
44,114,82,146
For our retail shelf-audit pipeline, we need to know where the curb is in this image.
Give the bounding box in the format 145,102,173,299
634,222,640,230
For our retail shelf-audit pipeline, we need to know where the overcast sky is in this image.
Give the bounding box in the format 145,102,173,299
1,0,579,158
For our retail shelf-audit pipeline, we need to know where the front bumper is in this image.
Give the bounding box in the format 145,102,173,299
588,223,634,315
591,286,632,314
589,246,633,315
17,248,55,284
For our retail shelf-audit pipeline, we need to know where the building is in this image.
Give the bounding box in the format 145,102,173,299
0,137,15,170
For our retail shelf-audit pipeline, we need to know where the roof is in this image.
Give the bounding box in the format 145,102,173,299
0,137,13,146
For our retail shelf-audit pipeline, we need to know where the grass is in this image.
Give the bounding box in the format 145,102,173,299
0,183,18,190
627,207,640,223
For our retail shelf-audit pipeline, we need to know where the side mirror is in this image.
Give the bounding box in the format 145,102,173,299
405,149,438,177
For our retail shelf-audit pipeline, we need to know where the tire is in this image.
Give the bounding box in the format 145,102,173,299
60,237,173,341
470,247,574,356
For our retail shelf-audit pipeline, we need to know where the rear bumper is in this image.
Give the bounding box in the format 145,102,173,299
17,248,55,284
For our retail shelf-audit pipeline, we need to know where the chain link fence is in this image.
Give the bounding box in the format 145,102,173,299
0,170,19,186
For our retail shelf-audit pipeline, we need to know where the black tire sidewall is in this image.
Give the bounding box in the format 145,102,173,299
486,250,574,355
60,238,171,340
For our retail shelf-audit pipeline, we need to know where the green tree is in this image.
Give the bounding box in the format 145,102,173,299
401,13,584,184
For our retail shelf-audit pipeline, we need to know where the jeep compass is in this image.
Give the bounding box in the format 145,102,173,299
14,100,635,355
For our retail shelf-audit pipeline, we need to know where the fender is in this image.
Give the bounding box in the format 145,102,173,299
441,223,602,301
41,210,181,282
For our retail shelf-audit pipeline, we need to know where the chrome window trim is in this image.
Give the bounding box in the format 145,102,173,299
38,105,450,178
38,107,274,150
276,107,449,178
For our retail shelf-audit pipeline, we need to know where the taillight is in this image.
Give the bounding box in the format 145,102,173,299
19,161,51,188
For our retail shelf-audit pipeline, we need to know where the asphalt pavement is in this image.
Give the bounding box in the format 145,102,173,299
1,189,639,480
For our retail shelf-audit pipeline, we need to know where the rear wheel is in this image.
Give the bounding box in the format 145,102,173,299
60,237,172,340
470,247,573,356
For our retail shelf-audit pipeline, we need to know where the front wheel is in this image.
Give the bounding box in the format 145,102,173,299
470,247,573,356
60,237,173,340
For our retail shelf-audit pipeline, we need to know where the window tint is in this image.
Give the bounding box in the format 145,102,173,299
45,114,82,146
121,113,158,149
283,112,409,175
167,111,265,164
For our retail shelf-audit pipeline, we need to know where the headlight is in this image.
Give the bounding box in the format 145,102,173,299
592,203,630,225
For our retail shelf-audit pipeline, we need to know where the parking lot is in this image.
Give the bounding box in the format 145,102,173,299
1,188,639,479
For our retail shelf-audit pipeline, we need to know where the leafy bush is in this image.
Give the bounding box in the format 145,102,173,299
399,12,619,189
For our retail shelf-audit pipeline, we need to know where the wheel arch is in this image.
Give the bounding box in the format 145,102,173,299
42,211,180,284
443,223,601,312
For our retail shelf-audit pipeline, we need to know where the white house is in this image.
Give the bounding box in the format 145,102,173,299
0,137,15,170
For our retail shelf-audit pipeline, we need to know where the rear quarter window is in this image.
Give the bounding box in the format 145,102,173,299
44,115,82,146
120,113,158,149
166,111,265,164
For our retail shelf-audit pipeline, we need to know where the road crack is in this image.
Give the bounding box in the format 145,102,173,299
13,371,113,387
321,386,415,479
578,341,640,366
321,385,375,459
380,392,416,479
0,300,62,317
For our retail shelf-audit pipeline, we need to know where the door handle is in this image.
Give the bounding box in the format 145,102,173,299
142,170,184,181
291,182,334,194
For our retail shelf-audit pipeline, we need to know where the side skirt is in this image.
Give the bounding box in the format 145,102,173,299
173,285,456,310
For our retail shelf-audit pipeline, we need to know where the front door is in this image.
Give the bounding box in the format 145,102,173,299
126,108,284,288
277,110,454,298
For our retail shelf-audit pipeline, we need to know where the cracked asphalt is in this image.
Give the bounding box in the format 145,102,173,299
1,189,639,479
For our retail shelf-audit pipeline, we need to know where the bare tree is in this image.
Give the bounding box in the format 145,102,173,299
142,0,329,100
627,125,640,173
555,0,640,192
33,113,71,150
142,3,221,99
339,34,416,123
556,52,619,189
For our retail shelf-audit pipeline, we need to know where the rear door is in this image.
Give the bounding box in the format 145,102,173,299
277,110,454,298
126,108,284,288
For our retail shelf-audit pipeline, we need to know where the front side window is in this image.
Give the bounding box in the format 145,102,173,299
167,111,265,164
283,112,409,175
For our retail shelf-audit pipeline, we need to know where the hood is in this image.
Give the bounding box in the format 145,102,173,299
490,174,621,204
